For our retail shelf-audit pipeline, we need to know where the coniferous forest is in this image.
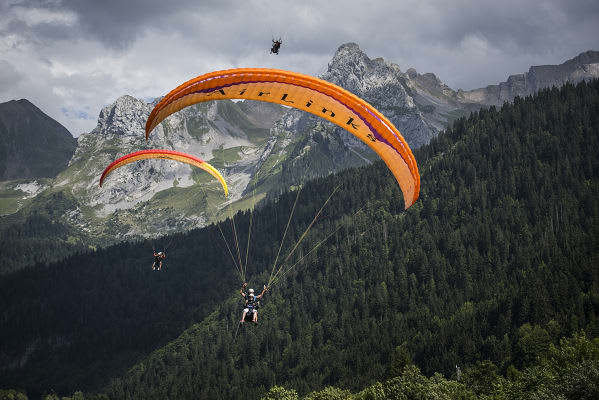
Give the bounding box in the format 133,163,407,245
1,80,599,399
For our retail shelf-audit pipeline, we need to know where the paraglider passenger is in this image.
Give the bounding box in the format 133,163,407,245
270,39,282,54
152,251,166,270
239,282,268,324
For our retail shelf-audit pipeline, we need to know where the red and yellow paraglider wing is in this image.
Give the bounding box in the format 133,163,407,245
146,69,419,208
99,149,228,197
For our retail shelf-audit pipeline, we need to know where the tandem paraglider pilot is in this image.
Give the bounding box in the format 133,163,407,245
239,283,268,324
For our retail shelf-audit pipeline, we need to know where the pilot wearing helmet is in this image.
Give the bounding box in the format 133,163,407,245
239,283,268,324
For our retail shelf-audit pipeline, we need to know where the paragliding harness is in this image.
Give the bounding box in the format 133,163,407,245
270,38,282,54
151,236,173,271
152,252,165,270
235,293,264,338
243,295,261,321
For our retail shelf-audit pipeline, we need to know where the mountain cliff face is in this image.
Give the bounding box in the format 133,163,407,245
0,99,77,180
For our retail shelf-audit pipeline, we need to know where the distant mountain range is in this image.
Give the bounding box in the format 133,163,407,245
0,45,597,271
455,50,599,105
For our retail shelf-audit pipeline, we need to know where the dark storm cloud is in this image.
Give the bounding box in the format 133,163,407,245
13,0,239,49
425,0,599,54
6,0,342,56
6,0,599,57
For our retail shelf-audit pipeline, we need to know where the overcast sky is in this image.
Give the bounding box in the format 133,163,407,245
1,0,597,136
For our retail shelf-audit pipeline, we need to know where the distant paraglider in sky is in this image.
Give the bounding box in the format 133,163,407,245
145,68,420,208
99,149,229,197
270,38,282,54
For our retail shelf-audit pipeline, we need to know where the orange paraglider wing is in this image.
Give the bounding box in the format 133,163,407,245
99,149,228,197
146,68,419,208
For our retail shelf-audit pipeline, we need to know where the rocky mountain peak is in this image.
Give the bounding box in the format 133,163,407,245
325,43,373,91
93,95,151,138
330,42,364,65
564,50,599,67
1,99,49,120
413,71,443,89
0,98,77,180
14,98,36,109
325,43,399,92
319,43,433,148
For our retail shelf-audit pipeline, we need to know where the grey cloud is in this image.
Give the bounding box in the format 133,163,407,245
1,0,597,135
8,0,599,56
16,0,239,49
0,60,22,90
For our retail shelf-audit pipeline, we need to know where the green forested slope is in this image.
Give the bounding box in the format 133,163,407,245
103,81,599,399
0,166,380,396
259,332,599,400
4,331,599,399
0,193,90,274
1,80,598,399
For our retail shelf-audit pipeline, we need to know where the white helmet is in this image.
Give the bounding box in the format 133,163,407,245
249,288,254,294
